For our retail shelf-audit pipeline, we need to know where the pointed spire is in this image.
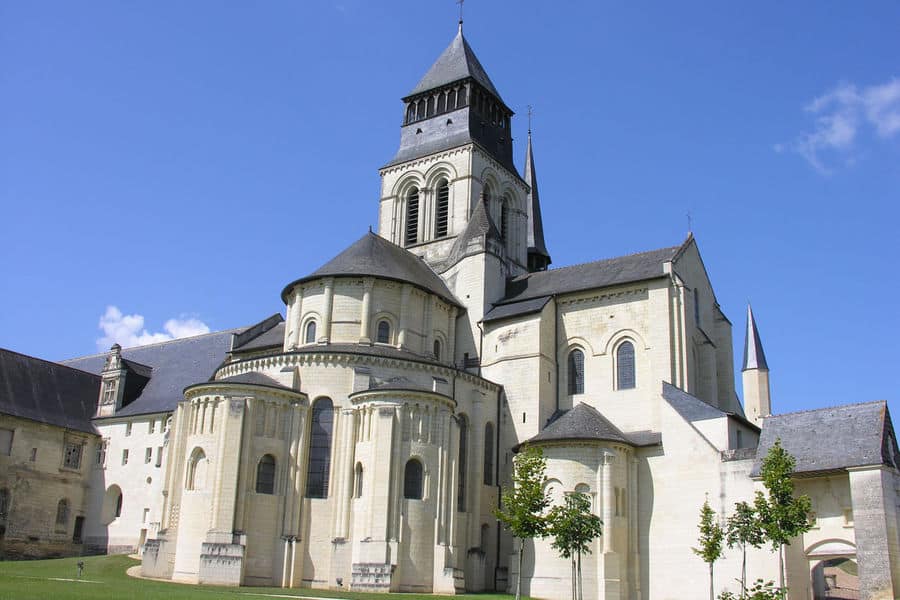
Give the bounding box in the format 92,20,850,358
524,129,551,272
742,304,769,371
406,28,503,101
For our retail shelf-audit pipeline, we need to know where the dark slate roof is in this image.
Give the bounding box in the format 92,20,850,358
523,403,657,447
61,329,241,418
483,296,551,323
501,243,682,303
662,382,726,423
233,321,286,353
0,348,99,434
232,314,283,350
281,232,461,308
440,195,503,269
407,28,503,102
215,372,294,392
742,304,769,371
523,132,550,262
751,401,899,477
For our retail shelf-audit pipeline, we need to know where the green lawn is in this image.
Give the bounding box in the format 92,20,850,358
0,554,521,600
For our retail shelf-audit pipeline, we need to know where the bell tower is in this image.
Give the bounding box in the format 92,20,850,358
377,24,530,277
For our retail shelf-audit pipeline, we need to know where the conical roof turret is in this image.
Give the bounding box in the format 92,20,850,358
742,304,769,371
524,131,551,272
406,28,504,102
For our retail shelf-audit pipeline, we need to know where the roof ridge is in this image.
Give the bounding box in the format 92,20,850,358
513,243,682,282
767,399,888,419
0,347,102,378
60,326,246,363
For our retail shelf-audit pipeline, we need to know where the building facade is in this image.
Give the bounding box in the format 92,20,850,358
1,24,899,600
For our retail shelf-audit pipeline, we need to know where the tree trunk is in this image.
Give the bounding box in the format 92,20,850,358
571,556,576,600
577,550,583,600
516,541,524,600
740,543,747,598
779,543,786,598
709,562,714,600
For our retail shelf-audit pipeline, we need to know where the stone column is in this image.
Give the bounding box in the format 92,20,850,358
288,289,303,349
848,466,900,599
359,278,374,344
234,398,254,531
398,284,412,350
424,296,435,356
467,395,484,549
447,307,458,364
321,278,335,343
601,451,614,553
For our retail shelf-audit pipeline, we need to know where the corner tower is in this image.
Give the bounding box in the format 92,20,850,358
377,25,529,277
742,304,771,426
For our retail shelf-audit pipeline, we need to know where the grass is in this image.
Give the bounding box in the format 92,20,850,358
0,554,521,600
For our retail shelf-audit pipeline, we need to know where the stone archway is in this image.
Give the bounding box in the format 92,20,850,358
807,540,859,600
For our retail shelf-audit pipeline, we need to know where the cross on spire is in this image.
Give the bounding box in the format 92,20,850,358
457,0,464,28
527,104,534,134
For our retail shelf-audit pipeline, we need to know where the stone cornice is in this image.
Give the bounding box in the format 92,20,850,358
349,388,456,410
379,145,472,177
183,382,307,403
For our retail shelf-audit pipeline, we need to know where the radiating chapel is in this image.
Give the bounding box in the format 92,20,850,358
1,23,899,600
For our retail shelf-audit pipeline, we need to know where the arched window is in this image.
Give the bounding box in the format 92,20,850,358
305,320,317,344
101,485,123,524
256,454,276,494
568,349,585,395
306,398,334,498
186,448,207,490
55,499,69,527
457,415,468,511
114,491,123,518
437,93,446,114
376,320,391,344
435,179,450,238
448,88,458,109
480,523,490,552
617,341,636,390
500,199,510,243
483,186,493,218
483,423,494,485
354,463,363,498
405,103,415,124
433,339,442,361
405,187,420,246
404,459,424,499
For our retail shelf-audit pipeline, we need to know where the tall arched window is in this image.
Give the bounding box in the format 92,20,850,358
483,423,494,485
500,199,510,243
405,103,415,124
457,415,468,511
306,398,334,498
305,320,317,344
435,179,450,238
433,339,442,361
186,448,207,490
354,463,364,498
405,188,420,246
55,499,69,527
404,459,424,499
568,349,585,395
376,320,391,344
483,186,493,218
256,454,276,494
617,341,636,390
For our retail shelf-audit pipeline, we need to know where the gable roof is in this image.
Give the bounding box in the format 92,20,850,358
523,402,658,448
501,243,681,304
406,28,503,102
233,320,286,353
0,348,99,433
62,329,240,418
483,296,551,323
751,400,899,477
281,232,460,307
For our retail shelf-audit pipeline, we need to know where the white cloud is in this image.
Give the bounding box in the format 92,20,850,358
96,305,210,350
780,77,900,173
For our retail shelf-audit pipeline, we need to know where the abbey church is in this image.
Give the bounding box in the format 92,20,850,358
1,24,899,600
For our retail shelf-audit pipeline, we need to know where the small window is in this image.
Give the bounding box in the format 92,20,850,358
404,459,424,499
102,379,116,405
145,447,152,464
433,339,442,361
305,320,317,344
0,488,9,520
567,349,584,395
0,428,13,456
435,180,450,238
155,446,163,468
125,423,132,436
149,420,155,434
121,449,129,466
354,463,364,498
480,523,490,552
376,320,391,344
142,508,149,523
29,447,36,462
256,455,276,494
483,423,494,485
55,499,69,527
115,492,123,518
694,288,700,326
405,188,420,246
617,341,636,390
64,442,83,470
96,440,108,466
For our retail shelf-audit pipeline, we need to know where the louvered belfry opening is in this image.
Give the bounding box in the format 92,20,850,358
435,180,449,237
405,188,419,246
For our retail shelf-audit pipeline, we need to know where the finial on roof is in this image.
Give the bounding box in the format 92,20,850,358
457,0,464,31
742,303,769,371
527,104,533,135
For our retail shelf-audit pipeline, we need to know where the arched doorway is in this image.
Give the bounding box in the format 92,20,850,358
808,540,859,600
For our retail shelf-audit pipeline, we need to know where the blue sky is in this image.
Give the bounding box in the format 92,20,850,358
1,1,898,419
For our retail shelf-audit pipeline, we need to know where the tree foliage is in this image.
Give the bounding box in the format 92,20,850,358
547,491,603,600
725,501,765,597
694,498,725,600
494,446,551,600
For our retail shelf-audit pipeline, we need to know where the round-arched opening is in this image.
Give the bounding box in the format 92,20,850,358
403,458,424,500
101,485,123,525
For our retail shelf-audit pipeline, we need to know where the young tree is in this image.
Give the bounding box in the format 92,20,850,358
693,497,725,600
753,439,812,597
725,501,765,597
494,446,551,600
547,491,603,600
